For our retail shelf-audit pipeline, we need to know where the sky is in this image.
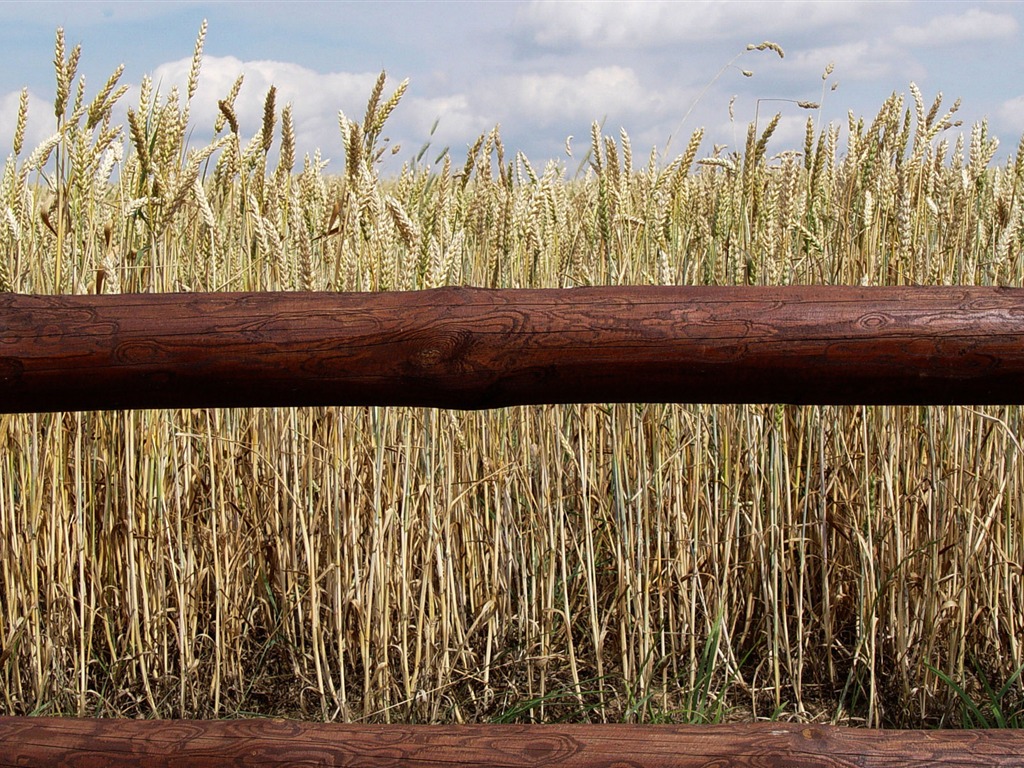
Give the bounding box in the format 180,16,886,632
0,0,1022,175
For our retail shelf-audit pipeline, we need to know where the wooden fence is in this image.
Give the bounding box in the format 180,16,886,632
2,286,1023,766
4,286,1024,411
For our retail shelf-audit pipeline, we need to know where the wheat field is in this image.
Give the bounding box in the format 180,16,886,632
1,28,1022,728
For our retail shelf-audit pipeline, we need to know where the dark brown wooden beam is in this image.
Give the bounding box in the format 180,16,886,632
3,286,1024,413
1,718,1022,767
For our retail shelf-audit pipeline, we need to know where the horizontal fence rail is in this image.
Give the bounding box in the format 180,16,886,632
2,719,1024,767
3,286,1024,412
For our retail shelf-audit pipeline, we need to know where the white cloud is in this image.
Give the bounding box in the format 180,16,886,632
0,88,56,162
486,66,673,128
150,54,387,162
520,0,867,47
892,9,1018,46
997,95,1024,129
405,94,492,152
789,41,922,82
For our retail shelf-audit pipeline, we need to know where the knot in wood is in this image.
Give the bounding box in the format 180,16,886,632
114,339,163,364
411,330,473,372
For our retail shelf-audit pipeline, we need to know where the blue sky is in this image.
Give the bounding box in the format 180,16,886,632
1,1,1022,173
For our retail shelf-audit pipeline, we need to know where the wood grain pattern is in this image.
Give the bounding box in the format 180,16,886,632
1,718,1022,767
3,286,1024,412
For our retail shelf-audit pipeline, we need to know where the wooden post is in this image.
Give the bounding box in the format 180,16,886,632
1,718,1023,767
3,286,1024,412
